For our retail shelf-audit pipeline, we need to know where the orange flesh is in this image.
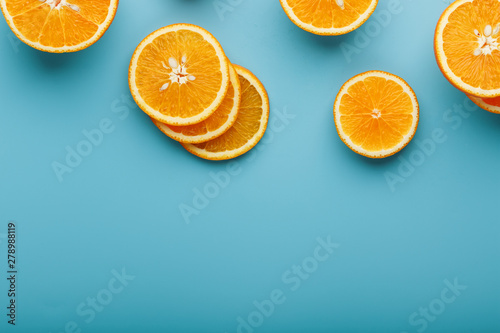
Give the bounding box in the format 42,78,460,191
284,0,373,29
339,77,414,152
442,0,500,90
191,72,264,153
5,0,111,48
481,95,500,106
135,29,225,119
166,66,238,137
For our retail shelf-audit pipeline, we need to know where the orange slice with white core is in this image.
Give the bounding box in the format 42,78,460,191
153,64,241,144
435,0,500,98
0,0,118,53
334,71,419,159
279,0,378,36
129,24,230,126
467,94,500,114
183,65,269,161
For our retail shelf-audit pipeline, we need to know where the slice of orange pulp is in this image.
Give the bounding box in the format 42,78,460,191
3,0,114,49
130,24,229,125
285,0,374,29
338,74,415,153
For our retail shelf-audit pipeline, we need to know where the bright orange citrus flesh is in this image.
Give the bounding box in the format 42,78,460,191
183,65,269,161
279,0,378,35
467,94,500,114
129,24,230,126
334,71,419,159
435,0,500,97
153,64,241,144
0,0,118,53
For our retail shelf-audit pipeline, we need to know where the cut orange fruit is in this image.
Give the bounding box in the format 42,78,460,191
0,0,118,53
153,64,241,144
279,0,378,36
129,24,230,126
435,0,500,98
334,71,419,159
183,65,269,161
467,95,500,114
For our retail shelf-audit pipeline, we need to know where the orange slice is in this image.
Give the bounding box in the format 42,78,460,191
435,0,500,98
183,65,269,161
334,71,419,159
129,24,230,126
279,0,378,36
153,64,241,144
0,0,118,53
467,94,500,114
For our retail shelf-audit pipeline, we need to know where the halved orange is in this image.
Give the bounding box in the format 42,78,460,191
153,64,241,144
334,71,419,159
183,65,269,161
129,24,230,126
435,0,500,98
0,0,118,53
467,94,500,114
279,0,378,36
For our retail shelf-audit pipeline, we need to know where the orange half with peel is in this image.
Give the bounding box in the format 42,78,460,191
0,0,118,53
279,0,378,36
435,0,500,98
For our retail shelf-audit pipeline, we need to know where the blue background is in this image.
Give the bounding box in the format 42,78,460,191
1,0,499,332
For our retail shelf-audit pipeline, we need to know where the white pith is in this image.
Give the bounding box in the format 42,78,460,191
40,0,79,12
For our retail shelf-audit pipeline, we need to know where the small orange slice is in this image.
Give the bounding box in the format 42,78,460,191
279,0,378,36
153,64,241,144
129,24,230,126
467,95,500,114
334,71,419,159
183,65,269,161
435,0,500,98
0,0,118,53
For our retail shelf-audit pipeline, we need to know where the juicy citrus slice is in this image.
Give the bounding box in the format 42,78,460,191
435,0,500,98
279,0,378,36
183,65,269,161
0,0,118,53
467,94,500,114
129,24,230,126
153,64,241,144
334,71,419,159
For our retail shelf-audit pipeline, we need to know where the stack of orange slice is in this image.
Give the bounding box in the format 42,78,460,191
434,0,500,114
129,24,269,161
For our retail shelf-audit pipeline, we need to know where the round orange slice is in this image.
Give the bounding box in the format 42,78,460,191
334,71,419,159
279,0,378,36
0,0,118,53
129,24,230,126
467,95,500,114
183,65,269,161
153,64,241,144
435,0,500,98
